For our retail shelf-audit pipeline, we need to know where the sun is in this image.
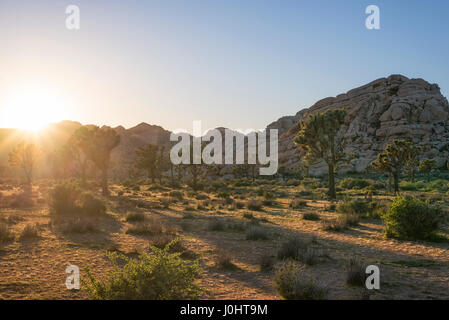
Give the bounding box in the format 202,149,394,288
0,83,68,131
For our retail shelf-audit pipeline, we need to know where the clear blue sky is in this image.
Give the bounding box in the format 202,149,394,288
1,0,448,132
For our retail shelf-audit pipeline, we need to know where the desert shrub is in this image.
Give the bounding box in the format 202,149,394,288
48,182,80,215
234,201,245,209
19,223,40,240
277,237,306,260
217,191,230,199
246,199,263,211
245,226,269,240
215,253,238,270
338,197,384,219
295,190,312,197
0,223,14,243
195,193,209,200
83,239,202,299
365,201,385,219
346,258,367,287
382,197,444,240
424,179,449,193
126,219,163,236
159,197,171,208
286,179,301,186
339,178,371,190
337,197,368,215
6,191,35,208
207,220,226,231
277,237,318,265
399,181,425,191
302,212,320,221
221,197,234,206
263,191,275,200
274,262,328,300
226,221,248,232
290,199,307,209
343,212,360,226
80,193,106,216
321,216,350,232
125,212,145,222
151,235,181,250
259,255,275,272
58,217,99,234
169,190,184,200
243,213,255,220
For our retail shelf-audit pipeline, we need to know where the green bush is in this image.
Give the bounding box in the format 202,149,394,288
339,178,371,190
424,180,449,193
83,239,202,299
274,261,328,300
382,197,444,240
337,197,383,219
337,197,367,215
399,181,425,191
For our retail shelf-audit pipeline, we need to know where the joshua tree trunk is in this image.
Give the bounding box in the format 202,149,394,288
328,163,336,199
101,168,109,196
393,170,400,194
387,172,392,192
170,164,175,186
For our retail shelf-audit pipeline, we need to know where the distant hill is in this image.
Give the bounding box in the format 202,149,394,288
1,74,448,178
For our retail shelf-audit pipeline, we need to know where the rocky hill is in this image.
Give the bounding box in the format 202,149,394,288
1,74,448,178
268,74,449,175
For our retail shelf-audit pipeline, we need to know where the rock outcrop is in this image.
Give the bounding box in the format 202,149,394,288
268,75,449,175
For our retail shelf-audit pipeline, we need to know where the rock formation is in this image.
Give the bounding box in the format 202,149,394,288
268,75,449,175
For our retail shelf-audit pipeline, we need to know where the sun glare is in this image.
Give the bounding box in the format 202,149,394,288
0,83,68,131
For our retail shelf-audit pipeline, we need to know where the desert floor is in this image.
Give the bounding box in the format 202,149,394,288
0,180,448,300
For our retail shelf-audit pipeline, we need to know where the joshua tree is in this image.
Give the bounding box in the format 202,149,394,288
371,139,417,194
418,159,436,182
70,126,96,183
294,109,347,199
85,126,120,195
404,143,420,182
48,144,74,179
95,126,120,195
9,141,41,186
135,143,164,183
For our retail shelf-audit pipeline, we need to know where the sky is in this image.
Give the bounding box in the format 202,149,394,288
0,0,448,132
